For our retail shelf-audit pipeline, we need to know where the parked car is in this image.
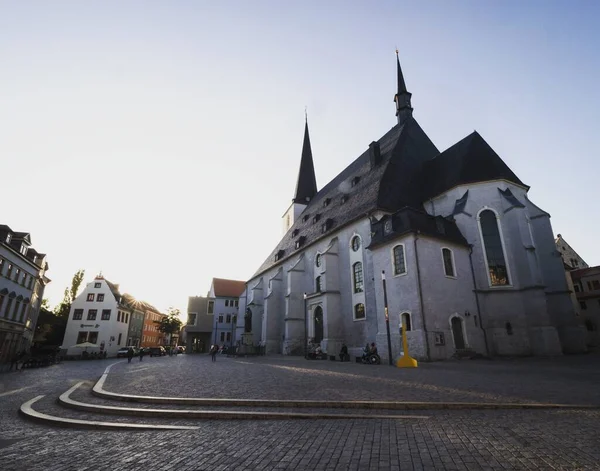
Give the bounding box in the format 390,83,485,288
149,346,166,357
140,347,151,355
116,347,139,358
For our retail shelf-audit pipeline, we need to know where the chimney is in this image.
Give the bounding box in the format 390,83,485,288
369,141,381,168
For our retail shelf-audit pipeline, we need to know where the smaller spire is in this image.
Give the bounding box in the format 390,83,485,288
293,117,318,204
394,49,413,125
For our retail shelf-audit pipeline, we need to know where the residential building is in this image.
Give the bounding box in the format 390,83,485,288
0,224,50,364
184,296,213,353
141,306,167,348
61,275,132,357
240,53,587,362
209,278,245,347
555,234,588,270
569,266,600,346
123,294,145,347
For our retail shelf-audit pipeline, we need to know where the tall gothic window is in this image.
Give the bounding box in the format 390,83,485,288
479,210,510,286
353,262,364,293
315,276,322,293
393,245,406,275
442,248,455,277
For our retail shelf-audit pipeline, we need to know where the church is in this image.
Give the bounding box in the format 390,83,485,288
241,53,587,362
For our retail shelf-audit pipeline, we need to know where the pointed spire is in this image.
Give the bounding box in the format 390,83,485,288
394,49,413,125
293,116,317,203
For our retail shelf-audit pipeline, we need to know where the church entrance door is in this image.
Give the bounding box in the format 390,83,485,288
451,317,465,350
314,306,323,343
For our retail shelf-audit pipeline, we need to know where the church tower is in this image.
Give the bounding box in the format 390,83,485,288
282,117,317,234
394,50,413,125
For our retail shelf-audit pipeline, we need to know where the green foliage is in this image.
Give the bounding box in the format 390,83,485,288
155,307,183,336
54,269,85,318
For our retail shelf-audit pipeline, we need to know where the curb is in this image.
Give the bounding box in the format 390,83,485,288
19,395,200,431
94,362,600,411
62,382,429,420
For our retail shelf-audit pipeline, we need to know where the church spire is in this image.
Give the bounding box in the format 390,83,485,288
293,116,317,203
394,49,413,125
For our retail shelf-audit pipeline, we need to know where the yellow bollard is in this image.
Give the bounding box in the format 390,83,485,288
396,323,418,368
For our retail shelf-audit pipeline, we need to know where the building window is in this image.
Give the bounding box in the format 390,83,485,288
401,312,411,331
21,273,27,286
302,215,309,223
351,235,361,252
125,313,129,323
315,276,322,293
218,315,223,323
101,309,111,320
6,264,12,279
117,311,121,322
442,248,455,277
574,284,581,293
233,315,237,324
220,332,225,342
580,301,587,310
226,332,231,342
208,301,214,314
351,176,360,187
315,253,322,267
592,280,600,290
87,293,95,302
73,309,83,320
235,300,239,307
323,198,331,207
393,245,406,275
479,210,510,286
88,332,98,344
434,332,445,346
14,268,20,282
94,282,101,288
117,333,122,345
341,195,348,204
87,309,97,320
28,277,33,289
292,229,299,238
226,314,231,323
97,294,104,302
353,262,364,293
0,258,4,276
225,300,229,307
76,332,87,344
295,236,306,249
354,303,365,320
188,313,197,325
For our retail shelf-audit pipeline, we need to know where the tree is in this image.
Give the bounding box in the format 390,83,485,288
54,269,85,318
155,307,183,346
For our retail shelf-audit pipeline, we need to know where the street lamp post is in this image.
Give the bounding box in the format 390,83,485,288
382,270,393,366
303,293,308,359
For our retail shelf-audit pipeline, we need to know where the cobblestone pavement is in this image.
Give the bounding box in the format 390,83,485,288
0,355,599,470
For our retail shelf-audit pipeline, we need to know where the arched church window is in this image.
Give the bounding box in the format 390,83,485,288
352,262,364,293
315,276,322,293
351,235,361,252
442,248,455,277
315,253,321,267
479,210,510,286
354,303,365,320
393,245,406,275
401,312,411,331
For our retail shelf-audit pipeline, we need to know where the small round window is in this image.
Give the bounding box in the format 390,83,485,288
351,235,361,252
315,253,322,267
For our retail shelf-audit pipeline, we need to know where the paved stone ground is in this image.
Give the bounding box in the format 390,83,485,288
0,355,599,470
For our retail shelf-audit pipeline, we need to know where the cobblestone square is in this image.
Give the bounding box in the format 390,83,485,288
0,354,599,470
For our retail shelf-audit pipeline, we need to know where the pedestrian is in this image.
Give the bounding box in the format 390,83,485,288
210,344,217,362
139,347,145,362
127,347,134,363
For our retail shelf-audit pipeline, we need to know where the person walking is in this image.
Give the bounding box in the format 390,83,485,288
127,347,134,363
210,344,217,362
139,347,145,362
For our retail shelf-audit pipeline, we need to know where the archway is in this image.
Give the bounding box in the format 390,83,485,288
244,308,252,333
451,317,465,349
314,306,324,343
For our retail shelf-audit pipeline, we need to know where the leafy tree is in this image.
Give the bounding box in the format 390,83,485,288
54,269,85,318
155,307,183,346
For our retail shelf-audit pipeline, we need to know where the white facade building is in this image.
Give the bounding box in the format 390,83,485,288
61,276,132,357
208,278,245,347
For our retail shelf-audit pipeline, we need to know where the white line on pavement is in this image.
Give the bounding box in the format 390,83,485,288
0,385,35,397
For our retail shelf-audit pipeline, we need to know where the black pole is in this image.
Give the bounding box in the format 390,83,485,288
213,317,217,346
303,293,308,359
382,270,393,366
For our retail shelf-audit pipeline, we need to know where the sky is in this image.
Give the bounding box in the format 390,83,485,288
1,1,599,315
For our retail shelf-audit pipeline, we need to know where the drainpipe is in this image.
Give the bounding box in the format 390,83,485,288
468,244,490,356
413,232,431,361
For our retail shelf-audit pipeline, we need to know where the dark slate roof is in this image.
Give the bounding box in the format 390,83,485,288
419,131,528,201
369,207,469,249
293,121,318,203
252,117,439,277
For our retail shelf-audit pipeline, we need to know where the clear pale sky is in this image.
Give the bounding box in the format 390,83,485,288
1,1,599,314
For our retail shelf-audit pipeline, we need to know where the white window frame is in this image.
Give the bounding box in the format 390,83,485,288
441,247,457,278
391,244,407,277
476,207,512,288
